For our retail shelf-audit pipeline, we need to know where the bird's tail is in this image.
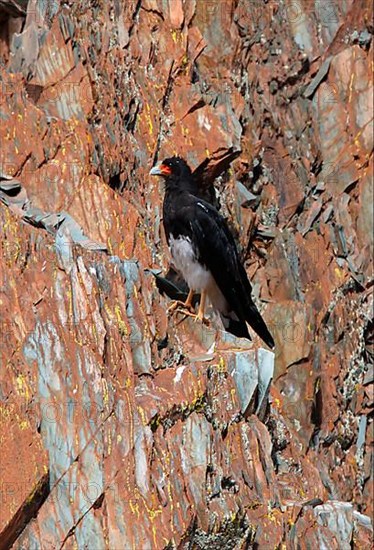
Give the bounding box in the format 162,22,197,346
220,313,251,340
245,302,275,349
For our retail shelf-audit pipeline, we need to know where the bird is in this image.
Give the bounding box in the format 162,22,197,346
149,156,275,349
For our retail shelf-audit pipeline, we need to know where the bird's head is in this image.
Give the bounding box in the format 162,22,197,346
149,156,192,185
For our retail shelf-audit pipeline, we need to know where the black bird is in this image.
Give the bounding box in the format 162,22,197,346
149,156,275,349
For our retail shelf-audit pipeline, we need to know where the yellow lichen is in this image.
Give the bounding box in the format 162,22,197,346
15,374,30,400
129,498,140,517
102,378,109,406
137,406,147,426
19,420,29,430
104,303,114,320
115,304,128,337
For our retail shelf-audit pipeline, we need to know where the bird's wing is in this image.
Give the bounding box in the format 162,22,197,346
183,198,274,348
189,200,251,314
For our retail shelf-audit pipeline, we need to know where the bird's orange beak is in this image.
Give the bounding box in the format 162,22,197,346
149,163,172,176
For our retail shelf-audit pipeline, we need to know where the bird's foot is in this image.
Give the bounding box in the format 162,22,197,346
167,300,194,316
194,311,210,326
174,309,210,327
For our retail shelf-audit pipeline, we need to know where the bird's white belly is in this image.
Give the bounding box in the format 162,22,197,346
169,234,212,292
169,234,230,314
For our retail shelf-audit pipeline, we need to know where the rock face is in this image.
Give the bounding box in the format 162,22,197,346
0,0,373,548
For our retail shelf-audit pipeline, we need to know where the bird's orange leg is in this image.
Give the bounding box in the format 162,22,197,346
169,290,209,326
168,289,195,316
195,290,209,325
184,288,194,310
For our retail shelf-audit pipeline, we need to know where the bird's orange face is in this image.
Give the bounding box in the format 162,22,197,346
150,157,191,178
158,164,172,175
149,162,172,177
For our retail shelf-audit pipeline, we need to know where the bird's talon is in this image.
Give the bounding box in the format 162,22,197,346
167,300,187,315
195,314,210,326
177,308,197,319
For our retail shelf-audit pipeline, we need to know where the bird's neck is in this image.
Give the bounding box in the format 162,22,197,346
165,177,198,195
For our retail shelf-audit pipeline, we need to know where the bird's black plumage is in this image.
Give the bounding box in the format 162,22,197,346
150,156,275,349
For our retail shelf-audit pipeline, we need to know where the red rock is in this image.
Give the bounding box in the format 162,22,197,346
168,0,184,30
